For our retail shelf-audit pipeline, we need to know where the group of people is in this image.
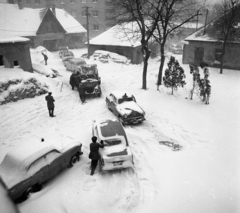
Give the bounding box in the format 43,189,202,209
189,61,211,104
45,92,103,175
70,72,86,103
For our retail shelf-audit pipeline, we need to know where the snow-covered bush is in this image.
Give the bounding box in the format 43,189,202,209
0,77,48,105
163,56,186,95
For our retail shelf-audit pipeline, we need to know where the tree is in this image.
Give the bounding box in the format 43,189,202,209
163,56,186,95
149,0,205,88
209,0,240,74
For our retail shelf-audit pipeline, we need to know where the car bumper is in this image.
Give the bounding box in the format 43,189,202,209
123,117,145,125
101,160,133,171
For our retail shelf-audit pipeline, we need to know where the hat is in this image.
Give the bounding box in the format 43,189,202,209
48,92,52,95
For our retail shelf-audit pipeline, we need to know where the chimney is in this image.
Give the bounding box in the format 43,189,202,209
52,4,56,16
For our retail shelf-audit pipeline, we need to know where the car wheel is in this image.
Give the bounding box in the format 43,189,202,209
69,155,78,167
23,186,33,199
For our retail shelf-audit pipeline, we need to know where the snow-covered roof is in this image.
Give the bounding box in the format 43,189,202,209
89,22,141,47
0,4,86,39
0,36,30,43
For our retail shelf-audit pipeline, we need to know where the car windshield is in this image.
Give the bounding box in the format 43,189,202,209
64,52,73,56
104,139,122,146
118,97,133,104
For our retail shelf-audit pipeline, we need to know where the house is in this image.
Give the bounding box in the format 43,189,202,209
0,4,86,51
0,37,32,72
88,23,143,64
183,7,240,69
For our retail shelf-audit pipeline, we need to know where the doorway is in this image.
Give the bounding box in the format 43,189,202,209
194,46,204,65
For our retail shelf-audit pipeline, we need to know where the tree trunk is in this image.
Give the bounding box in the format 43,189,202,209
142,47,151,90
157,45,166,90
220,42,226,74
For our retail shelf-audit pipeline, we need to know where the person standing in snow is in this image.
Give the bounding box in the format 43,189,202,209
69,72,76,90
89,136,104,175
42,52,48,65
45,92,55,117
78,82,86,103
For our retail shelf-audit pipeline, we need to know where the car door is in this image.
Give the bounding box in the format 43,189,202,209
111,96,119,116
45,150,65,177
27,157,49,185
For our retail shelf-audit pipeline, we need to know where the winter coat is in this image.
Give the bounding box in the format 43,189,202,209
45,94,55,109
74,74,81,86
69,74,76,86
78,83,85,95
89,142,104,160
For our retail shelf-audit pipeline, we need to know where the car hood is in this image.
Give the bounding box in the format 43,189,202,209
116,101,144,116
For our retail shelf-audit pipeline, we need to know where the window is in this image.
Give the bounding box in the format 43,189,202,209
45,151,60,164
81,0,86,2
72,11,76,17
82,10,86,17
60,0,65,4
215,49,223,62
46,21,53,32
0,55,3,66
93,24,99,31
28,157,47,176
92,0,97,3
35,0,40,5
26,0,31,5
70,0,75,3
92,10,98,17
13,60,19,67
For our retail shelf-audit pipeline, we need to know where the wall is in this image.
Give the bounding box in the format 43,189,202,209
0,41,33,72
88,44,143,64
183,40,240,70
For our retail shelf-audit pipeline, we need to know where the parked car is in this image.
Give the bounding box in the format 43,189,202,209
80,64,101,97
0,141,83,201
106,91,145,125
61,51,74,62
64,58,87,72
59,46,69,58
169,43,183,54
92,50,130,64
92,119,134,171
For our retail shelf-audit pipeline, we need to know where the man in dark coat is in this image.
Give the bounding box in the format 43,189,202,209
69,73,76,90
42,52,48,65
78,82,86,103
89,136,104,175
45,92,55,117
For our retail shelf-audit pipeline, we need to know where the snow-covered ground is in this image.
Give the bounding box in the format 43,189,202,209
0,48,240,213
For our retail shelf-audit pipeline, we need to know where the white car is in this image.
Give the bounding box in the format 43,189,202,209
64,58,87,72
106,90,145,125
61,51,74,62
92,50,130,64
92,119,134,171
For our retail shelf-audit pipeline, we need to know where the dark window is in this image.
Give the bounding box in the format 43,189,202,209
93,24,99,31
13,60,19,66
215,48,223,62
92,10,98,17
0,55,3,66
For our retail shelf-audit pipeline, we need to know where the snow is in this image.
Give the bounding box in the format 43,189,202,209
117,101,144,115
0,37,29,43
0,48,240,213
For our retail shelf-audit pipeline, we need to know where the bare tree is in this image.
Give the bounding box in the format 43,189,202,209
148,0,204,88
112,0,162,89
209,0,240,74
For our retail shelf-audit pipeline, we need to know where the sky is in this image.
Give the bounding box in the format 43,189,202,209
0,47,240,213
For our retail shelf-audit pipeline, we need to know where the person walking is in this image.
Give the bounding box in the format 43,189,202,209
42,52,48,65
45,92,55,117
78,82,86,103
69,73,76,90
89,136,104,175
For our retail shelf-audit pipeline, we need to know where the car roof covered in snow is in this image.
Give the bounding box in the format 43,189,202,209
95,119,128,142
110,90,133,99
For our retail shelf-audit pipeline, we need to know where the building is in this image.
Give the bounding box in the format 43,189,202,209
0,3,86,51
183,6,240,69
88,23,143,64
0,37,33,72
7,0,115,38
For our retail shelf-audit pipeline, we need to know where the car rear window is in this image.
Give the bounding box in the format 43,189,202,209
118,97,133,104
105,139,122,146
76,61,86,66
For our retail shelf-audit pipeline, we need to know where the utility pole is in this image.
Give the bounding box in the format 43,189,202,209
83,6,91,59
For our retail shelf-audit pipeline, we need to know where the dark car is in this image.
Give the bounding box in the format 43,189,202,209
92,119,134,171
106,91,145,125
80,64,101,97
0,141,83,201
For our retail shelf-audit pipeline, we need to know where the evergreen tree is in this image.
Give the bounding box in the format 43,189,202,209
163,56,186,95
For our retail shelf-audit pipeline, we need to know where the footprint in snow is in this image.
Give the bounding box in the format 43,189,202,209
82,178,96,191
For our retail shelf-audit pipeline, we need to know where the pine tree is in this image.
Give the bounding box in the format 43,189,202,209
163,56,186,95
